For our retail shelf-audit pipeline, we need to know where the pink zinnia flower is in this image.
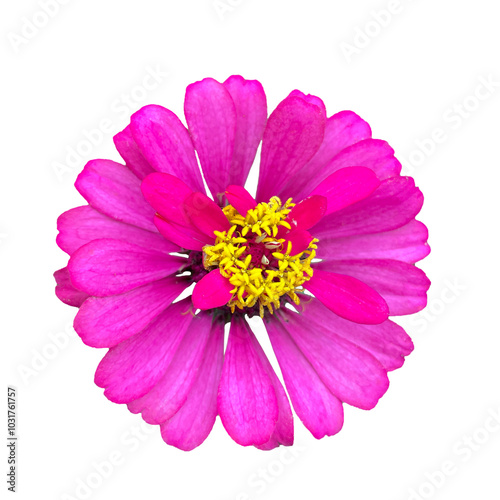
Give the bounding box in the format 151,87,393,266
55,75,430,451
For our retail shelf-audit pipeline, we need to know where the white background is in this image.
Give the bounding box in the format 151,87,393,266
2,0,500,499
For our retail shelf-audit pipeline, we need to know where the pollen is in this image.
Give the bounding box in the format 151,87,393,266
203,196,318,317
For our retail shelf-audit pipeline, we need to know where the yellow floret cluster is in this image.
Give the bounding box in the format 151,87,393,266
202,196,317,317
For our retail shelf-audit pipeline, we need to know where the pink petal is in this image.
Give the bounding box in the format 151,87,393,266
183,192,231,238
68,239,186,297
184,78,236,204
54,267,89,307
192,269,233,310
256,92,326,202
247,325,293,450
113,125,155,180
313,176,424,239
161,317,225,451
297,111,371,176
266,317,344,438
304,269,389,325
288,89,327,111
311,166,381,216
293,138,401,202
285,230,313,256
277,307,389,410
223,75,267,188
141,172,193,224
128,311,213,424
56,205,177,256
225,185,257,216
142,174,217,247
218,316,279,446
74,276,189,348
94,298,194,403
75,159,156,232
328,138,402,179
154,215,212,251
295,298,413,371
130,104,205,192
284,195,327,232
318,220,430,264
316,259,431,316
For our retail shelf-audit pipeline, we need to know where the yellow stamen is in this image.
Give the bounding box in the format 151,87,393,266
203,196,317,317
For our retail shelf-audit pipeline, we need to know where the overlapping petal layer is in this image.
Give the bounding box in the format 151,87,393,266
218,316,292,447
54,74,430,451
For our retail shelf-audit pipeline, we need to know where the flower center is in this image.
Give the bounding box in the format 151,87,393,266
202,196,317,317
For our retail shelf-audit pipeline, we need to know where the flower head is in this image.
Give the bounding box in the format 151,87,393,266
55,75,430,450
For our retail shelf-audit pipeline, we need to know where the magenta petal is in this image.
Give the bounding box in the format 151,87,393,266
68,239,186,297
288,90,327,112
305,269,389,325
285,230,313,256
319,220,430,264
130,104,205,192
94,298,194,404
287,111,372,199
184,78,236,204
154,216,212,251
317,259,431,316
75,159,156,232
74,276,189,348
141,172,193,225
247,323,293,450
256,93,326,202
296,298,413,371
285,195,327,232
327,138,402,179
218,317,279,446
54,267,89,307
184,192,231,237
311,166,380,216
313,176,424,239
255,383,293,450
266,317,344,439
56,205,177,256
128,312,213,424
223,76,267,188
277,307,389,410
225,185,257,216
192,269,233,310
113,125,155,180
294,138,401,202
161,318,225,451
